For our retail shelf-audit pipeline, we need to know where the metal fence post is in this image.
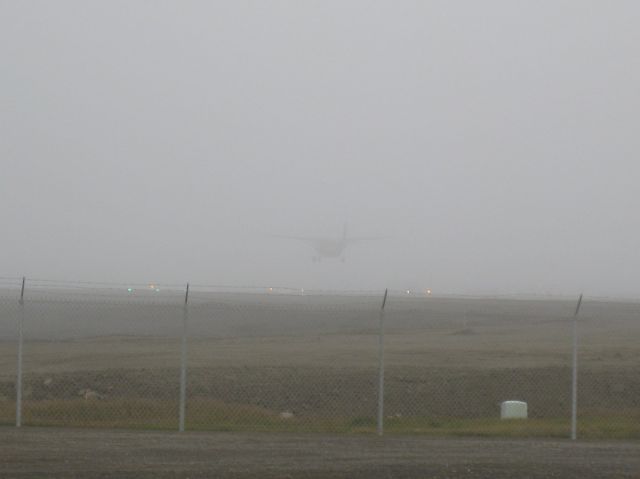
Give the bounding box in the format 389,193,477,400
16,277,25,428
179,283,189,432
377,289,388,436
571,293,583,440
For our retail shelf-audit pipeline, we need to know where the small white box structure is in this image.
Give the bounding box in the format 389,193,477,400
500,401,528,419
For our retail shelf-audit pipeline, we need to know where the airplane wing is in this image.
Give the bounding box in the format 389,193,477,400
269,234,327,245
345,236,388,243
270,234,387,244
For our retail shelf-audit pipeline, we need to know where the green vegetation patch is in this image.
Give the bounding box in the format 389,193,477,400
3,398,637,439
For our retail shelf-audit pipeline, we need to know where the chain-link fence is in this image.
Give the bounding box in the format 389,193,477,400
0,278,638,439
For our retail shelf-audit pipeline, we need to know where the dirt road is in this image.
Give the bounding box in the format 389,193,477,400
1,428,638,478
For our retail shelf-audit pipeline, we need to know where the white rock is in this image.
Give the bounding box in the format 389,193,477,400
82,389,101,400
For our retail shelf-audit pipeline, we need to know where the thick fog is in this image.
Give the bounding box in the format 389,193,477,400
2,2,639,296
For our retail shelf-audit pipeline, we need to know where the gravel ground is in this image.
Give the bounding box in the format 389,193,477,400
1,428,639,478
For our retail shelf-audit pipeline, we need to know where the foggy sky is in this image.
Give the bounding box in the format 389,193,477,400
2,1,639,296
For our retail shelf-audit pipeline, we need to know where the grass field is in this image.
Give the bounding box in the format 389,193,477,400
0,292,639,438
2,399,639,440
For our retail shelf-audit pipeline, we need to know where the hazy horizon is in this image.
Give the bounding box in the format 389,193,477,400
2,2,639,297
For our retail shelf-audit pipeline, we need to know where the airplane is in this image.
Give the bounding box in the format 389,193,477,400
274,224,384,262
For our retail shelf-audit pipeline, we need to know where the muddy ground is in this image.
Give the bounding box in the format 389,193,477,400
1,428,639,478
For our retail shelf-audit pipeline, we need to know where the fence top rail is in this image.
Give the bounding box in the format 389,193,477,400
3,276,640,304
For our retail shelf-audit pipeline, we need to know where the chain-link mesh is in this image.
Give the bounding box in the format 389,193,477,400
184,292,381,432
383,297,574,437
11,280,184,430
380,296,640,438
573,300,640,439
0,281,638,439
0,277,22,425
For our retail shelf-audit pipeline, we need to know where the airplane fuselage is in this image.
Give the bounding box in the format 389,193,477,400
276,224,380,262
312,239,348,259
